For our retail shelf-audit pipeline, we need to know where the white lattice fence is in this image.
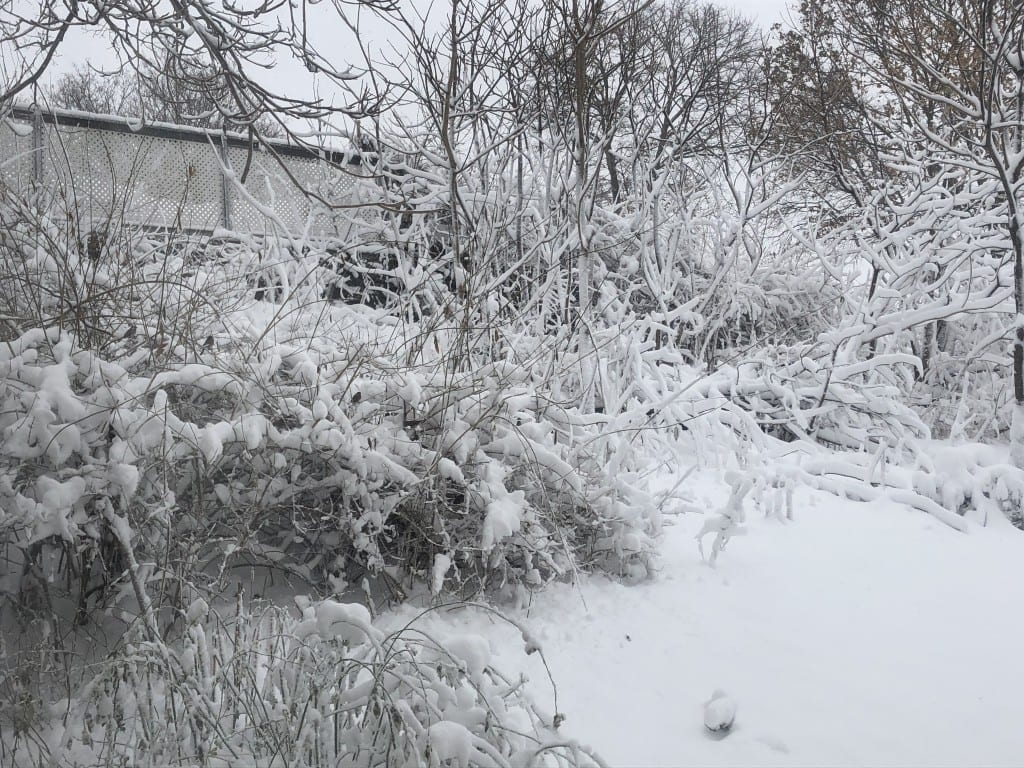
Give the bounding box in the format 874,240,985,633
0,114,36,193
0,106,378,242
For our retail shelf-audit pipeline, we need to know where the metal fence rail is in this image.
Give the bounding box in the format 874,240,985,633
0,105,380,241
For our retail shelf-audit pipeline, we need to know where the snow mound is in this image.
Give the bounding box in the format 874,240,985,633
703,689,737,733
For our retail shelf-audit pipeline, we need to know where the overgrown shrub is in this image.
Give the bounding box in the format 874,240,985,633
0,185,660,618
0,192,646,765
24,599,601,768
0,324,658,606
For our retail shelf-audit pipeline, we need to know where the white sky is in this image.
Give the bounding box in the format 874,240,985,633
749,0,792,23
727,0,792,25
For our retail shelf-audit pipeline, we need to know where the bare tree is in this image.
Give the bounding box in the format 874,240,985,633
777,0,1024,457
768,1,891,212
857,1,1023,460
46,63,283,135
1,0,392,148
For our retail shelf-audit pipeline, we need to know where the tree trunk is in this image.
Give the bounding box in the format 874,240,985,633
605,148,621,203
1009,209,1024,467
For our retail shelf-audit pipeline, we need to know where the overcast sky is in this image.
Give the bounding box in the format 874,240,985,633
730,0,792,25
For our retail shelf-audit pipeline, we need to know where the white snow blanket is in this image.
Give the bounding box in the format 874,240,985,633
393,469,1024,767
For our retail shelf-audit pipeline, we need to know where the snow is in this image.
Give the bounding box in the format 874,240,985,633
482,493,526,551
696,470,751,565
399,467,1024,767
703,690,737,733
5,117,33,137
432,553,454,595
442,634,492,684
106,462,140,499
438,457,465,485
185,597,209,625
1010,403,1024,468
310,600,377,645
421,721,473,768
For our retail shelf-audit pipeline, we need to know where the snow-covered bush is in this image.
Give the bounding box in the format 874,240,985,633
10,598,603,767
0,325,657,607
792,439,1024,530
0,181,659,621
0,194,242,356
717,344,929,448
0,193,646,763
803,163,1019,447
909,313,1014,442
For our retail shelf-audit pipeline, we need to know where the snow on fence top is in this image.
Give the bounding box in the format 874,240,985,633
0,105,381,241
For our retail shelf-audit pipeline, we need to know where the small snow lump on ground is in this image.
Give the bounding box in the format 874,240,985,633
703,689,736,733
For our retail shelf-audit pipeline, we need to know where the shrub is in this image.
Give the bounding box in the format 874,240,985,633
0,185,659,620
32,598,602,768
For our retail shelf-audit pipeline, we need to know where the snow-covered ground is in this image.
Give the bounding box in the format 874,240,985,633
398,468,1024,767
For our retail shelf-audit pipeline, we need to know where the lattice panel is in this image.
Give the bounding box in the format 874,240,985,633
43,124,224,231
224,146,377,243
2,111,387,243
309,163,383,244
0,118,39,194
337,172,392,246
226,145,311,237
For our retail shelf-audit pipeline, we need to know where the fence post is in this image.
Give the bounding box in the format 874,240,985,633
219,131,232,230
31,105,44,186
